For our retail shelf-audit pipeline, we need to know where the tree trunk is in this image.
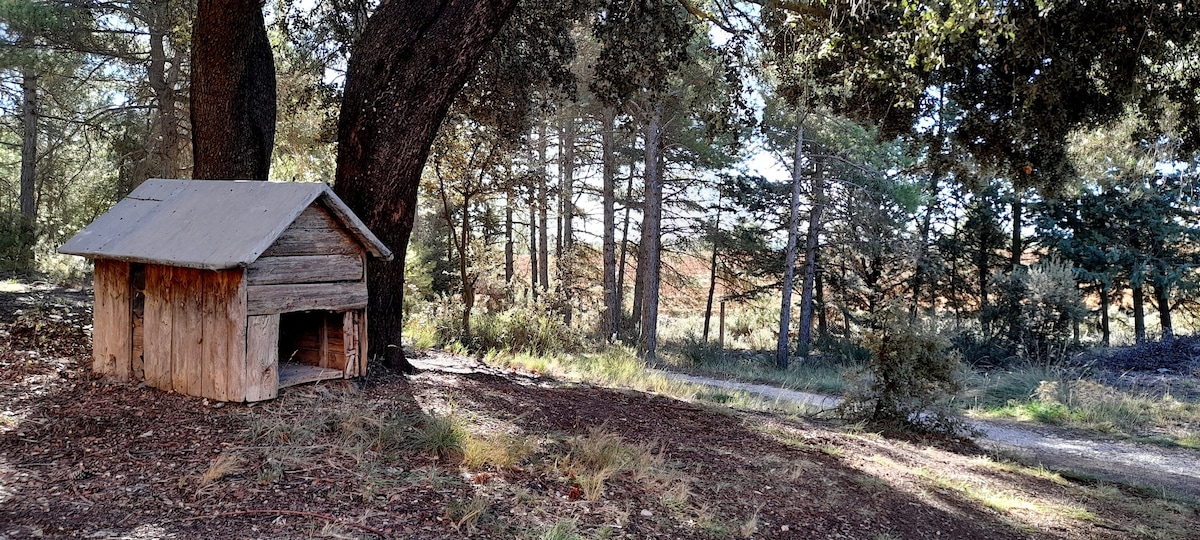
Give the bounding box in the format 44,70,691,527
1010,193,1022,269
558,116,576,325
460,195,473,341
1153,268,1173,341
333,0,518,371
815,249,828,340
17,69,37,269
146,1,183,184
617,155,636,331
702,198,722,343
1099,281,1110,347
537,123,550,292
909,174,940,318
637,104,664,361
19,70,37,223
191,0,276,180
505,185,514,285
797,155,825,357
1132,283,1146,344
529,180,539,300
776,119,804,369
601,106,619,342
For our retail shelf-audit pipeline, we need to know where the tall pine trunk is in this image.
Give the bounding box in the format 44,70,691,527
1153,267,1173,340
333,0,518,370
776,119,804,369
617,157,636,332
558,117,576,325
505,185,514,285
637,104,664,361
537,123,550,293
601,107,619,342
19,70,36,224
702,197,722,343
190,0,276,180
1099,281,1111,347
797,156,824,357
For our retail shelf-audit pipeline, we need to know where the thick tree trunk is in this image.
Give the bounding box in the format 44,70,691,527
776,120,804,369
815,250,827,340
146,1,183,184
637,104,664,361
1153,269,1173,341
191,0,276,180
19,70,36,223
797,156,825,357
601,107,619,342
333,0,518,371
1132,283,1146,344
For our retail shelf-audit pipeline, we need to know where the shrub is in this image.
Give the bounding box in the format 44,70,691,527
841,306,964,432
987,260,1087,365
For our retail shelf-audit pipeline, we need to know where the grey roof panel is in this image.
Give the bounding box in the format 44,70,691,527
59,179,393,269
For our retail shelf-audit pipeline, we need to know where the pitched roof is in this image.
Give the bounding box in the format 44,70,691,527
59,179,393,270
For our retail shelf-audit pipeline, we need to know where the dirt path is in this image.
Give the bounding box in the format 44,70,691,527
657,371,1200,499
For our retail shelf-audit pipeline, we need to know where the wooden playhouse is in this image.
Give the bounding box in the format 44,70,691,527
59,179,393,402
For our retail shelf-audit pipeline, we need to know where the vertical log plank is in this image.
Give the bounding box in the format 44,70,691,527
178,269,205,396
170,268,196,395
342,311,357,378
245,314,279,401
225,271,248,401
143,265,173,390
359,309,368,376
92,260,132,380
201,270,243,401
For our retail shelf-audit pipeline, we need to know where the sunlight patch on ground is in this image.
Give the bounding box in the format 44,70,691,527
0,281,29,293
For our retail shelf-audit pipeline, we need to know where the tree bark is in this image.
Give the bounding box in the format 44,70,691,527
1153,267,1174,341
1010,194,1023,269
558,116,576,325
617,155,637,331
1132,283,1146,344
191,0,276,180
146,1,183,184
776,119,804,369
529,179,539,299
19,70,37,223
505,185,514,285
909,175,940,318
797,155,825,357
601,106,619,342
333,0,519,371
1099,281,1110,347
702,196,721,343
537,122,550,292
637,104,664,361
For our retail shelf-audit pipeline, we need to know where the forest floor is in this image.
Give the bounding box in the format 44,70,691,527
2,283,1199,539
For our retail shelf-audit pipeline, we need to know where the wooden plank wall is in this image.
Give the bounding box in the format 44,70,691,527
143,265,248,401
245,314,280,401
92,260,132,380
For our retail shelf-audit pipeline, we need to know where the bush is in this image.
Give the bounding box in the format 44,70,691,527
0,211,36,273
841,306,965,432
405,297,582,355
987,260,1087,365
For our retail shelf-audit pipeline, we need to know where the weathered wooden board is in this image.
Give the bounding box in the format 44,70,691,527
92,260,132,380
246,282,368,315
289,205,340,230
170,268,205,397
359,309,368,376
343,310,360,378
245,254,363,285
259,225,360,257
199,269,245,401
278,364,343,388
142,265,173,389
245,314,279,402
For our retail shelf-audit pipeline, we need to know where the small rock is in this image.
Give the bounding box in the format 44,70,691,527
640,509,653,517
